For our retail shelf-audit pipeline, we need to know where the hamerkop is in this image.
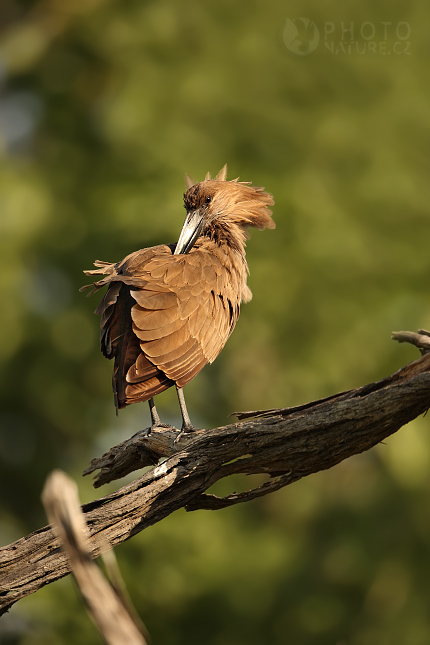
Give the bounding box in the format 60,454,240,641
82,166,275,431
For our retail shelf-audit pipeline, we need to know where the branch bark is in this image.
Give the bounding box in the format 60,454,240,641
1,334,430,616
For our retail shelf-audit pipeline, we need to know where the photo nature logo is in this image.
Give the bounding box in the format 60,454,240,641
283,17,320,56
283,18,411,57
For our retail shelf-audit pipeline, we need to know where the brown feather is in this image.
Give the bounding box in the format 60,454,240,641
132,317,184,342
161,347,205,381
164,262,185,284
125,374,174,402
178,296,200,319
126,352,160,383
150,335,198,365
130,290,177,310
142,324,192,357
131,304,179,330
185,173,194,190
182,261,202,286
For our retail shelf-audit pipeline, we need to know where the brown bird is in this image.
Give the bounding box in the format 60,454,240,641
81,166,275,432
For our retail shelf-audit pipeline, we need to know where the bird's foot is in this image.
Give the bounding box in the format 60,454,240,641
133,423,178,443
182,422,200,432
152,422,176,430
143,422,178,438
174,424,202,443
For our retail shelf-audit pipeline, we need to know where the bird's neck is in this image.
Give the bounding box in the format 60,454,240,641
202,219,248,256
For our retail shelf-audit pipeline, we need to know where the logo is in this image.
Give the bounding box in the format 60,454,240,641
283,17,320,56
283,19,412,57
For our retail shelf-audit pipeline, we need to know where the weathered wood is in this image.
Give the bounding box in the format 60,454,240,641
42,471,148,645
391,328,430,354
1,344,430,617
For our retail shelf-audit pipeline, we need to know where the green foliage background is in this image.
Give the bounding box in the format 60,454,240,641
1,1,430,643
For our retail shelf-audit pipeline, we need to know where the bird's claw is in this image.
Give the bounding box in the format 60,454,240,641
151,422,176,430
174,425,201,443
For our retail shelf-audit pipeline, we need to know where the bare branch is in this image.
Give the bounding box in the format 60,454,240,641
1,335,429,616
42,471,147,645
392,328,430,354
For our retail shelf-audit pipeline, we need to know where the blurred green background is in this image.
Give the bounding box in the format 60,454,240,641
1,0,430,643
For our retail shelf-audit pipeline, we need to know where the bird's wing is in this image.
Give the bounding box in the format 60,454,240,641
127,246,238,389
82,244,239,407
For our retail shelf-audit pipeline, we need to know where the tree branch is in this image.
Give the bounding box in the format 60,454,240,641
42,470,148,645
1,333,430,616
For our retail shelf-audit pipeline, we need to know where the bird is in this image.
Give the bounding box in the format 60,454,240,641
81,165,275,432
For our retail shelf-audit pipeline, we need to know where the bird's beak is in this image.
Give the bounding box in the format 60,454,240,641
174,210,205,255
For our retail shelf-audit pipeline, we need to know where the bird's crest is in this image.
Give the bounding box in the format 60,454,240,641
185,164,232,189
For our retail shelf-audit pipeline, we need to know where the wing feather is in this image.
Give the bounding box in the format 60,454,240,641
126,353,159,383
132,317,184,342
142,324,192,358
130,290,177,310
178,296,200,319
161,347,206,381
188,301,211,339
182,261,202,286
131,304,180,330
164,263,185,284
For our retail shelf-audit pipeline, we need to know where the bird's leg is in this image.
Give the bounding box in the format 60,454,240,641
176,387,199,432
147,397,173,430
149,397,161,426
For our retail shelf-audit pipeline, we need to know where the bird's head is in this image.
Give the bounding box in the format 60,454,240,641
174,165,275,255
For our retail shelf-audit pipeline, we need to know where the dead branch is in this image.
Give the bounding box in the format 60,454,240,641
1,332,430,617
391,328,430,354
42,470,148,645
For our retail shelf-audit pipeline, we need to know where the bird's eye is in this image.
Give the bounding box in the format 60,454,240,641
205,195,212,204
